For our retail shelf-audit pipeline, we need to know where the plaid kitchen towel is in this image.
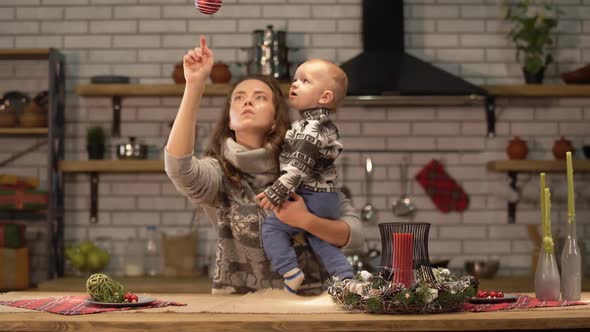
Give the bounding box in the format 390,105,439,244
414,159,469,213
0,295,186,315
463,295,587,312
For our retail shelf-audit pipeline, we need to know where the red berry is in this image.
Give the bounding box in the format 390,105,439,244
489,291,497,298
497,292,504,298
481,291,489,298
477,290,485,298
130,294,138,302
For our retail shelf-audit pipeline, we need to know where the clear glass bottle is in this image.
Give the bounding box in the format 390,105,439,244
561,219,581,301
535,248,560,301
124,238,144,277
144,225,161,277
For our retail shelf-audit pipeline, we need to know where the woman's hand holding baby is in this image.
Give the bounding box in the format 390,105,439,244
256,192,276,211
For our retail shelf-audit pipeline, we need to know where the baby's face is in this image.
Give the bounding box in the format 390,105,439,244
289,61,333,111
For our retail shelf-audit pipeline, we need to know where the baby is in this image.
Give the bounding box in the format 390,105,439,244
256,59,354,293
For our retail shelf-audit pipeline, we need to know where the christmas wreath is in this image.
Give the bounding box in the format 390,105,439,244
328,268,477,314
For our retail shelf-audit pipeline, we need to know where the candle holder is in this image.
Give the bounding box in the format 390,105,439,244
378,223,436,285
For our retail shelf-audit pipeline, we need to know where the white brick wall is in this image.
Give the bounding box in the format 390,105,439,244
1,0,590,282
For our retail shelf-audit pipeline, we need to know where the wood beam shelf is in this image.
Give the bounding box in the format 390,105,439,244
76,83,231,97
59,160,165,223
487,159,590,224
59,160,164,173
482,84,590,97
76,83,590,138
0,48,51,60
487,160,590,173
0,128,48,135
76,83,485,106
77,83,590,99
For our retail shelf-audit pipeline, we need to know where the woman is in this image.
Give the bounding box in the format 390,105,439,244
165,36,363,294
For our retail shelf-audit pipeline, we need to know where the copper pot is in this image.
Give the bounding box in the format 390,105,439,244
172,62,185,84
552,136,574,160
506,136,528,160
210,62,231,83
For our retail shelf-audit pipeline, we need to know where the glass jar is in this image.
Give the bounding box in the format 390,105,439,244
124,238,145,277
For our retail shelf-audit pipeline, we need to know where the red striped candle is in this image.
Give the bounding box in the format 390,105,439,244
392,233,414,287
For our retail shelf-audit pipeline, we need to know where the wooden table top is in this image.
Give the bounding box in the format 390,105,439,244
0,291,589,331
35,275,590,293
36,275,212,293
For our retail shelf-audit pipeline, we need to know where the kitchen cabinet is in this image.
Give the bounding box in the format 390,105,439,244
0,48,66,280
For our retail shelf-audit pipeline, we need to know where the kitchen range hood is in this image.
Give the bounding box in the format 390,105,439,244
340,0,487,98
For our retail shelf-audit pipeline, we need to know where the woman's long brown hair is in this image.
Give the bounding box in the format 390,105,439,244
205,75,291,188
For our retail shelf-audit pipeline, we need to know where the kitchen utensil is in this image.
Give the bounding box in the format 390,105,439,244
361,157,376,222
392,158,417,217
116,137,148,160
464,260,500,279
242,25,292,81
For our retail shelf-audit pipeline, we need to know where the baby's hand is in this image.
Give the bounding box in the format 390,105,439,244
256,192,276,210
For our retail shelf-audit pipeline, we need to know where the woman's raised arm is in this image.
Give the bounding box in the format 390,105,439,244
167,35,214,157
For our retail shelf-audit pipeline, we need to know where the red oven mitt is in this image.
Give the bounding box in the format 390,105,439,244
414,159,469,213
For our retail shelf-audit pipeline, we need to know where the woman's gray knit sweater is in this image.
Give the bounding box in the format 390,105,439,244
165,138,363,294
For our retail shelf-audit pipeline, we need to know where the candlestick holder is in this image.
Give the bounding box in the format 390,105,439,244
378,223,436,284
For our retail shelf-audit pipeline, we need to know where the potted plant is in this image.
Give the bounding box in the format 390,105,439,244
86,126,105,160
503,0,559,84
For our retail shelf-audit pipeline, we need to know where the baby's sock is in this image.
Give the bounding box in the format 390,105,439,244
283,267,304,294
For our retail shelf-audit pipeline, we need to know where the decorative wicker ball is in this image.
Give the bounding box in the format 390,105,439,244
195,0,222,15
86,273,125,303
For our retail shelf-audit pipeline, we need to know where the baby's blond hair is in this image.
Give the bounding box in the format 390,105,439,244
306,59,348,110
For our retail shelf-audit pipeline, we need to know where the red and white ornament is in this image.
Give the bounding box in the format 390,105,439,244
195,0,222,15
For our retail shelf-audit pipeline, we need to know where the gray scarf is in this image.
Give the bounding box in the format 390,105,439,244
222,138,278,190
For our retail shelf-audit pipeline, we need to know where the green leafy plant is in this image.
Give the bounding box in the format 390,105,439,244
503,0,559,75
86,126,105,146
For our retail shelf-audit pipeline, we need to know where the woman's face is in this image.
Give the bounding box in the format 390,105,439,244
229,79,276,134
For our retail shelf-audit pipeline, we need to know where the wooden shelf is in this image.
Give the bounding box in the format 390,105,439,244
0,128,48,135
487,160,590,173
76,83,241,97
76,83,485,105
482,84,590,97
0,48,50,60
77,83,590,99
59,160,164,173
